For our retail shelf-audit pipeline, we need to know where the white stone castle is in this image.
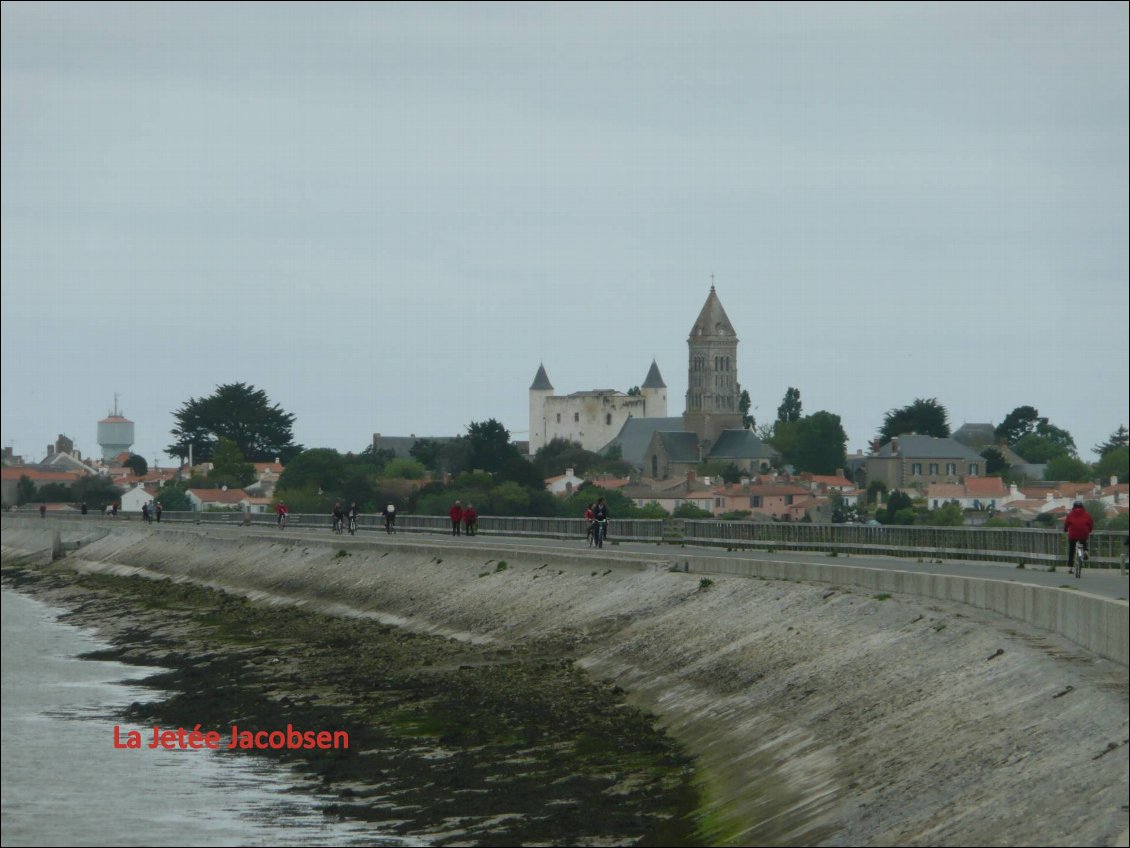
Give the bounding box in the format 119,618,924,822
529,287,775,478
528,360,668,455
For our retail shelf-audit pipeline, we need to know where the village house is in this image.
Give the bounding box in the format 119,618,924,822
186,488,251,511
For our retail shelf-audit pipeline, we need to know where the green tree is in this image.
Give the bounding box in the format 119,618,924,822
208,437,256,488
1044,455,1092,483
37,482,73,502
1095,446,1129,483
995,406,1040,445
980,447,1009,475
878,490,915,525
383,458,427,480
151,482,193,512
866,480,887,505
71,475,123,510
777,387,802,425
1014,433,1070,464
168,382,301,463
926,501,964,526
1093,426,1129,458
673,502,713,518
627,386,641,397
16,475,36,506
878,398,950,443
123,454,148,477
772,411,847,474
534,438,601,478
276,448,348,493
739,389,755,430
1083,500,1108,530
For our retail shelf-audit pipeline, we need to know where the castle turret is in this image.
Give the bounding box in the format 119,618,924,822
528,364,554,454
640,359,668,417
683,286,742,447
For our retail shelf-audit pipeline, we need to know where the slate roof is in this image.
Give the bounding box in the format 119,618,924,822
707,429,778,461
876,435,982,461
641,359,667,389
530,364,553,391
600,417,685,467
654,431,700,463
688,286,737,339
952,423,998,449
372,436,458,459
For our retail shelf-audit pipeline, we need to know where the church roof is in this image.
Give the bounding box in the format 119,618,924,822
654,431,700,463
688,286,737,340
600,417,685,467
530,363,553,391
641,359,666,389
707,429,778,461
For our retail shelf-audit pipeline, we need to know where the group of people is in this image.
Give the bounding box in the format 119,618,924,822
273,500,398,534
583,497,610,546
141,501,162,524
448,501,478,536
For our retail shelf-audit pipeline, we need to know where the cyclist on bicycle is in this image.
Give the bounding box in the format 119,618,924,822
332,502,345,533
1064,501,1094,572
347,502,360,533
382,502,397,533
583,503,595,544
275,500,289,528
593,497,609,546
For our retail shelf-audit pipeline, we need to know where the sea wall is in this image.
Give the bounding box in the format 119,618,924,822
3,519,1128,846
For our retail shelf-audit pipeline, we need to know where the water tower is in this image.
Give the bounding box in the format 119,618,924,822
97,395,135,461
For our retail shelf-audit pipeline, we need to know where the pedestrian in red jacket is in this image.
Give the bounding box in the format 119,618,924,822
450,500,463,536
1063,502,1094,572
463,503,478,536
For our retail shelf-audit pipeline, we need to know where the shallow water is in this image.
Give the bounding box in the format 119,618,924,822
1,585,414,847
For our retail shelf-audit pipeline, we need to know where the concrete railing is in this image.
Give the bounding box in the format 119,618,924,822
146,511,667,542
12,510,1127,569
682,520,1129,568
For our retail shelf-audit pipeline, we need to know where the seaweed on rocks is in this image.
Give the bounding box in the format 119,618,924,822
2,564,702,847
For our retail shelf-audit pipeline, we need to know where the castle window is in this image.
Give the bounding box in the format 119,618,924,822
556,413,561,423
606,413,612,425
574,412,579,422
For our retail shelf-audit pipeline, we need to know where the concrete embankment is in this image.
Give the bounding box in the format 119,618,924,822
4,520,1128,846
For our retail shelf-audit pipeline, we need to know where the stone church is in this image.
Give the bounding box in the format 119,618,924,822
530,287,777,478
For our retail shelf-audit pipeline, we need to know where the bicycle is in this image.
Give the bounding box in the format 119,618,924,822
277,512,288,530
332,516,345,535
592,519,607,549
586,521,596,548
348,516,357,536
1073,539,1086,579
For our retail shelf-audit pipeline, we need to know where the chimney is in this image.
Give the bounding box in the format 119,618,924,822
890,437,899,455
836,468,844,479
566,467,575,478
46,445,54,457
686,470,696,487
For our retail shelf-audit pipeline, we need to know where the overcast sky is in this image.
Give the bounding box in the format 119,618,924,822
2,2,1127,467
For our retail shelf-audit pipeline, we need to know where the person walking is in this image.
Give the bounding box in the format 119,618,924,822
450,500,464,536
463,503,478,536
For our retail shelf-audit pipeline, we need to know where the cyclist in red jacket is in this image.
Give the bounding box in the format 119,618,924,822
1063,502,1094,572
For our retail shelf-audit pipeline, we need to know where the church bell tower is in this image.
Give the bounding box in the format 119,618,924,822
683,286,742,447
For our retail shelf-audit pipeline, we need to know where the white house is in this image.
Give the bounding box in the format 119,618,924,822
186,488,250,511
545,467,586,497
121,484,158,513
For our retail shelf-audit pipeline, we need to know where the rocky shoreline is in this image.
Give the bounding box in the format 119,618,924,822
2,562,701,847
